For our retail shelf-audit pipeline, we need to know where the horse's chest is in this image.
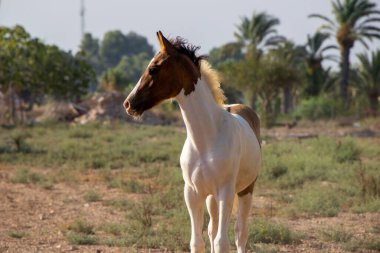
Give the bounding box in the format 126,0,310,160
180,148,235,194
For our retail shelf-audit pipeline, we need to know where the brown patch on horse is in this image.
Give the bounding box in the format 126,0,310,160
224,104,261,145
237,177,258,197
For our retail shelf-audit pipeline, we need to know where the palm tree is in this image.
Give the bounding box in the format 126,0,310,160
357,50,380,114
309,0,380,107
269,40,305,113
304,32,338,96
234,11,284,51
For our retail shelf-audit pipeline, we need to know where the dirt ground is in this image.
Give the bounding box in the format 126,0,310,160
0,165,379,253
1,121,380,253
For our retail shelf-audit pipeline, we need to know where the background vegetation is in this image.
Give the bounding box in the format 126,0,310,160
1,0,380,126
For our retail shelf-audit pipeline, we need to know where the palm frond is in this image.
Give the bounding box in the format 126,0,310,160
356,37,370,49
320,45,339,54
309,14,336,27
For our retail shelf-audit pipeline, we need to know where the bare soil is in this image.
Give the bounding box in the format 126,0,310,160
1,121,380,253
0,165,379,253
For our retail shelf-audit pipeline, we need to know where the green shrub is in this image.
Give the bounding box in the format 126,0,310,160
10,168,52,189
68,219,94,235
320,226,352,242
351,198,380,213
101,223,128,236
8,230,28,239
65,232,99,245
289,185,343,217
247,218,299,247
294,96,336,120
83,190,102,202
107,178,146,193
335,138,361,163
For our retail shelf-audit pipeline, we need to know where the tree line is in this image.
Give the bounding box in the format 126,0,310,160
210,0,380,126
0,0,379,126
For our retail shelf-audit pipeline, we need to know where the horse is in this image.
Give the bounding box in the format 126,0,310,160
123,31,261,253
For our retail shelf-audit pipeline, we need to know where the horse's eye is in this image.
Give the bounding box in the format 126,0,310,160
149,66,159,76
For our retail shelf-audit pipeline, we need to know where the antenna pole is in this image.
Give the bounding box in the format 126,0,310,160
80,0,85,38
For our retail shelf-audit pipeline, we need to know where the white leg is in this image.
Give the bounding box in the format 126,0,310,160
214,185,234,253
206,195,218,253
184,184,205,253
235,193,253,253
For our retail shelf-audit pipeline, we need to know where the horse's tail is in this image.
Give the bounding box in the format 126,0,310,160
224,104,261,147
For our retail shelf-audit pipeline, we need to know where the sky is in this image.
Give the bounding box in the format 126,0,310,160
0,0,379,65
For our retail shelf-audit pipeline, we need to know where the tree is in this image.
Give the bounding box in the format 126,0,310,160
234,11,284,51
99,52,150,91
79,33,102,75
208,42,243,68
225,48,300,126
357,50,380,114
304,32,338,96
99,30,154,70
309,0,380,107
269,40,305,113
0,25,95,124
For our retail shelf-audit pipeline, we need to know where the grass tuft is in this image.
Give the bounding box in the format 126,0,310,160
247,218,300,247
83,190,102,202
67,219,94,235
8,230,28,239
320,226,352,243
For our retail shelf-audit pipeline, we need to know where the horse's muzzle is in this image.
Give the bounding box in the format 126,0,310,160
123,98,142,117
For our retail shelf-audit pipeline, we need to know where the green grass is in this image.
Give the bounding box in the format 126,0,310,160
320,226,352,243
246,218,300,247
83,190,102,202
67,219,94,235
1,123,380,250
287,184,344,217
8,230,28,239
65,232,99,245
10,168,53,189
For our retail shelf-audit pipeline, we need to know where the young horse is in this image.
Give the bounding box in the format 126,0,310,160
123,31,261,253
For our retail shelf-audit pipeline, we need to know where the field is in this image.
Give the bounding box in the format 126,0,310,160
0,121,380,253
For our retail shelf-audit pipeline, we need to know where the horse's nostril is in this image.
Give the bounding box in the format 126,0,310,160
123,100,130,110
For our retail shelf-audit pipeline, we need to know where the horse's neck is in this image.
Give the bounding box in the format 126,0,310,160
176,76,223,151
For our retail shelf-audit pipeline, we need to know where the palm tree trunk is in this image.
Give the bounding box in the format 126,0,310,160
250,94,257,110
283,86,293,114
340,45,351,108
368,92,379,116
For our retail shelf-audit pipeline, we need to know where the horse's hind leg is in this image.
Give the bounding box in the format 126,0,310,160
206,195,218,253
184,184,206,253
235,192,252,253
235,182,255,253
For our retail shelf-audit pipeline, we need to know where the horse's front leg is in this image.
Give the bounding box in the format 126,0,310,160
214,184,235,253
184,184,206,253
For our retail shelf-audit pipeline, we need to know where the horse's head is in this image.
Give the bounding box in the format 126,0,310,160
123,31,202,116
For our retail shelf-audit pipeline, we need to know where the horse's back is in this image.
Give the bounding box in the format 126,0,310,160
224,104,260,145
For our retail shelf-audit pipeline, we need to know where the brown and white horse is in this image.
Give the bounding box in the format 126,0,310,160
123,31,261,253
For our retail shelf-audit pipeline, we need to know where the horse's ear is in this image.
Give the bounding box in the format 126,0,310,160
157,31,177,55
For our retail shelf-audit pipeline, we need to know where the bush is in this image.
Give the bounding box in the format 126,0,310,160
289,185,343,217
83,190,102,202
320,226,352,242
335,138,361,163
294,96,336,120
247,218,299,247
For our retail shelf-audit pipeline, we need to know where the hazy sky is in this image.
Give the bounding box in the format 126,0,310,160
1,0,379,63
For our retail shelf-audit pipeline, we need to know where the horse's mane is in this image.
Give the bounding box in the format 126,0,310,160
200,61,226,106
171,37,226,106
